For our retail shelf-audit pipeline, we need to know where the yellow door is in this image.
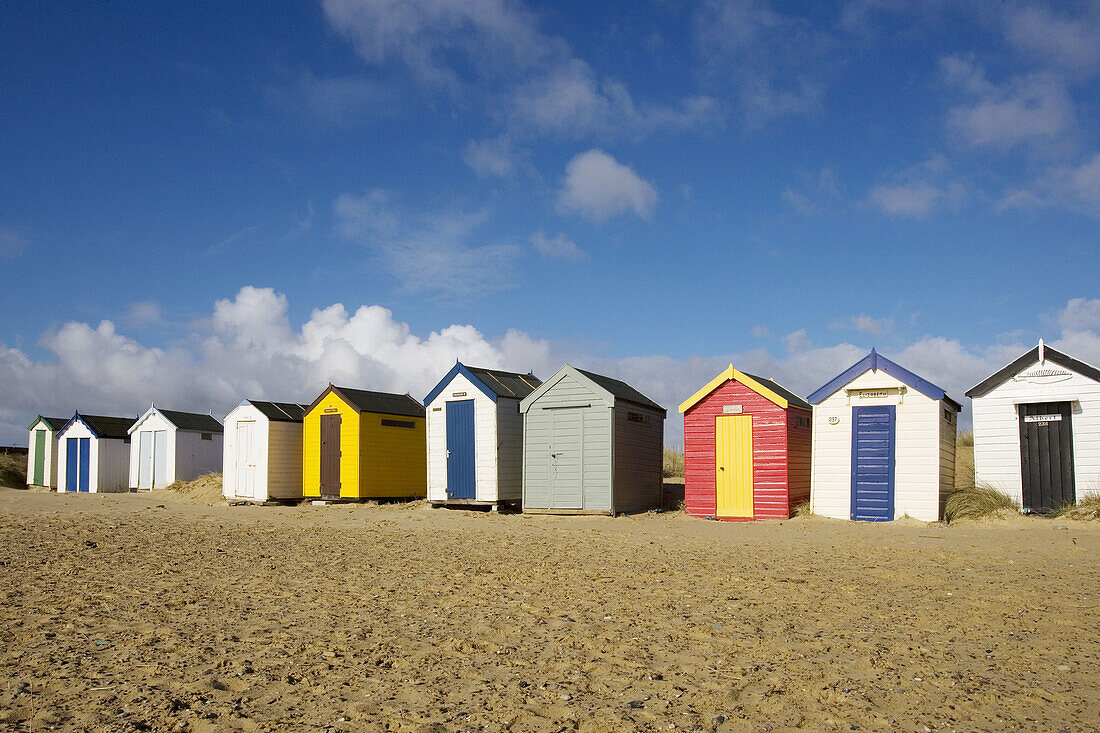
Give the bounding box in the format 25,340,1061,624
716,415,753,518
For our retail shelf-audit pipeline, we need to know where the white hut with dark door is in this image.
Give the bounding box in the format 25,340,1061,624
222,400,309,503
26,415,68,489
128,406,224,490
424,363,541,509
520,365,666,514
55,413,134,493
966,340,1100,513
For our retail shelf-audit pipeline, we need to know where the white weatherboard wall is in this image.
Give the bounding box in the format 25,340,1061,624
811,370,956,522
426,372,501,502
222,404,304,502
27,424,60,488
56,422,129,494
972,365,1100,502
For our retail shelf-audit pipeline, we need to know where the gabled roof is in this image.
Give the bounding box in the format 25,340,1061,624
966,341,1100,398
423,362,542,405
308,385,425,418
129,406,223,434
247,400,309,422
808,349,961,411
678,365,811,413
27,416,69,431
520,365,666,415
59,413,135,439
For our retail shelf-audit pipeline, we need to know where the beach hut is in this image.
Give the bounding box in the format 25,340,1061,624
520,365,665,514
808,350,959,522
303,385,426,499
127,406,224,490
26,416,68,489
222,400,309,503
678,365,812,520
55,413,134,493
424,363,542,509
966,340,1100,513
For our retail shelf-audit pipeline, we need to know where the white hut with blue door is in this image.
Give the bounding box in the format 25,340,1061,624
55,413,135,494
808,350,959,522
966,341,1100,513
424,363,542,509
128,406,224,490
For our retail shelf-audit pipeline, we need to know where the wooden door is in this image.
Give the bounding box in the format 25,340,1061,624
445,400,476,499
152,431,168,488
715,415,753,518
1019,402,1075,513
851,406,895,521
319,414,342,497
66,438,78,492
549,408,583,509
138,431,153,490
32,430,45,485
236,421,255,498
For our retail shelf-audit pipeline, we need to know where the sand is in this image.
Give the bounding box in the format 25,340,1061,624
0,488,1097,732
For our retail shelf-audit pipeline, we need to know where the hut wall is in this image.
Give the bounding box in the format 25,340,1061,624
359,411,426,498
495,397,524,501
611,402,664,513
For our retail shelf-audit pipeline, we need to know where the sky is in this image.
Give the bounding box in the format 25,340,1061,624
1,0,1099,446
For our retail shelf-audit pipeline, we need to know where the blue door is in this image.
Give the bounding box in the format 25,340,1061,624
65,438,91,492
446,400,476,499
851,406,895,521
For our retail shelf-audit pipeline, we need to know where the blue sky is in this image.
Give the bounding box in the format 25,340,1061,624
2,0,1099,444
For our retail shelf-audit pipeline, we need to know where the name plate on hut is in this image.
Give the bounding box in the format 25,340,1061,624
1024,414,1062,423
451,391,467,397
722,405,743,414
858,390,890,399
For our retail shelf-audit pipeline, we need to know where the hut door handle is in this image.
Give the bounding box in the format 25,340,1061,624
446,450,451,457
719,466,725,471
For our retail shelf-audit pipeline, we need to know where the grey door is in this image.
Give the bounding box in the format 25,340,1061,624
549,408,583,509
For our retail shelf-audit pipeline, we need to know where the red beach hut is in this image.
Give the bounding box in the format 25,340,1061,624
678,365,812,520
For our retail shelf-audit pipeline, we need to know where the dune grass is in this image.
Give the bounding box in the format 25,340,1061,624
663,446,684,479
1052,494,1100,521
954,431,974,490
944,483,1020,523
0,453,26,489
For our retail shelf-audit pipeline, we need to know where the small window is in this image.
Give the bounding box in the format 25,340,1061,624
943,409,953,423
794,416,811,428
201,433,212,441
627,412,647,423
382,419,415,429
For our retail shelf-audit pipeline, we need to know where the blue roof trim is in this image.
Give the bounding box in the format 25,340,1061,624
808,349,960,409
423,362,499,405
57,412,99,438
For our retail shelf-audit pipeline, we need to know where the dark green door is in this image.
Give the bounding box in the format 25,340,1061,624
33,430,45,485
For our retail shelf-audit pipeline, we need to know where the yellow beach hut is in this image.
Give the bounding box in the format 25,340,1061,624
303,385,426,499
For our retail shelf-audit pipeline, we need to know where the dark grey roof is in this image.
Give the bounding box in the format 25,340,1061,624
159,409,224,433
315,386,425,418
742,372,812,410
28,416,69,431
467,366,542,399
966,344,1100,398
576,368,666,413
81,415,136,439
249,401,309,422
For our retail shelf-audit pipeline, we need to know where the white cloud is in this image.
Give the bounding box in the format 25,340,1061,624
557,150,657,222
751,325,772,338
1004,5,1100,75
124,302,165,330
941,56,1074,148
830,315,894,336
694,0,832,124
278,69,399,125
463,137,516,178
333,189,520,300
529,231,584,261
4,290,1100,445
1001,152,1100,219
867,155,967,218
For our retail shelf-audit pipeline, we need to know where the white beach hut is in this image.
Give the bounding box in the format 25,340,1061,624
26,415,68,489
55,413,135,493
966,340,1100,513
424,363,541,509
128,406,224,490
808,350,959,522
222,400,309,503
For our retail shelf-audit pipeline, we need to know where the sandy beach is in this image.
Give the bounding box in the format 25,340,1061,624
0,486,1097,732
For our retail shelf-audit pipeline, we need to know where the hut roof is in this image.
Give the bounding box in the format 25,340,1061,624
424,362,541,404
808,349,961,410
310,385,425,418
27,416,70,431
965,341,1100,398
247,400,310,422
678,365,810,413
157,409,224,433
60,413,136,439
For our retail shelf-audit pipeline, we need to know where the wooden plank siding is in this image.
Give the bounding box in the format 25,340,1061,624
611,403,664,514
495,397,524,501
786,407,812,515
359,413,426,498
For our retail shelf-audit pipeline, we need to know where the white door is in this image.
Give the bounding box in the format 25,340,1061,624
153,430,168,488
138,432,153,490
236,421,255,498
